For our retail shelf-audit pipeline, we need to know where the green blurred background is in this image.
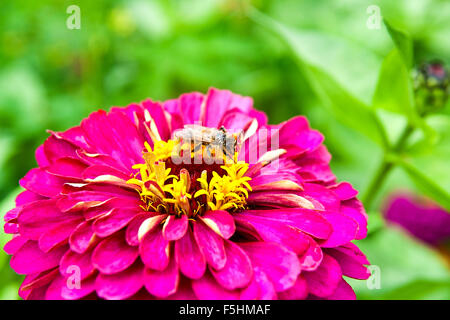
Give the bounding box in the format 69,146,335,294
0,0,449,299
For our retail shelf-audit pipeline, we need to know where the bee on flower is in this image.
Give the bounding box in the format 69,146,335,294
4,88,369,300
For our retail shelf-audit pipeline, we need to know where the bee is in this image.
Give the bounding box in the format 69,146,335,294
173,125,243,161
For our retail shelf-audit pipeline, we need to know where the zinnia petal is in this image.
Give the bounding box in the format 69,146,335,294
210,240,253,290
144,256,179,298
175,227,206,279
303,254,342,298
139,228,170,271
193,220,227,270
162,215,188,241
95,262,144,300
240,242,301,292
192,272,240,300
92,233,139,274
200,210,236,239
10,242,68,275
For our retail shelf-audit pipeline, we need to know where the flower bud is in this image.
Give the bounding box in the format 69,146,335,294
413,61,449,114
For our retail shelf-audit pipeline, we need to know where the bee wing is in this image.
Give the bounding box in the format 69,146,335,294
190,131,215,143
234,131,244,148
183,125,218,142
173,125,200,138
173,129,189,140
184,124,222,134
222,130,243,154
183,124,205,130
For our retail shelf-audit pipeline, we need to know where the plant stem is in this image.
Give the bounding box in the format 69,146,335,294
362,124,415,210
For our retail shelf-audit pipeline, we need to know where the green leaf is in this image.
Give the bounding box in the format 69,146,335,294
348,226,450,299
372,49,435,141
379,20,438,140
305,66,389,148
399,115,450,211
249,9,381,103
0,188,23,300
0,188,22,248
0,284,20,300
380,279,450,300
384,19,413,69
373,48,435,140
373,49,415,117
406,115,450,157
367,211,385,235
249,8,388,149
393,156,450,211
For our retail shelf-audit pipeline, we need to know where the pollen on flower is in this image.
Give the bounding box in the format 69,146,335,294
194,163,252,211
127,136,252,217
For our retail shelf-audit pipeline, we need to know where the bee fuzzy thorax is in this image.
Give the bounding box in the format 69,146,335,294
172,125,243,164
127,125,251,218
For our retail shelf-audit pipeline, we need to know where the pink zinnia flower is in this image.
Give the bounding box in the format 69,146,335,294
4,88,370,300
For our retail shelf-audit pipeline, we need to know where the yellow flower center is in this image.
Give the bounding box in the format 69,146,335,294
127,139,252,217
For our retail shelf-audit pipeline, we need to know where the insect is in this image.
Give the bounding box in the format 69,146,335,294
173,125,243,161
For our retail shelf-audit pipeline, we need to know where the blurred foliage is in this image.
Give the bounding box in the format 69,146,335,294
347,223,450,300
0,0,449,299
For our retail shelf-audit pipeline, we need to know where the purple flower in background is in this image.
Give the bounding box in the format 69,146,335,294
384,193,450,247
